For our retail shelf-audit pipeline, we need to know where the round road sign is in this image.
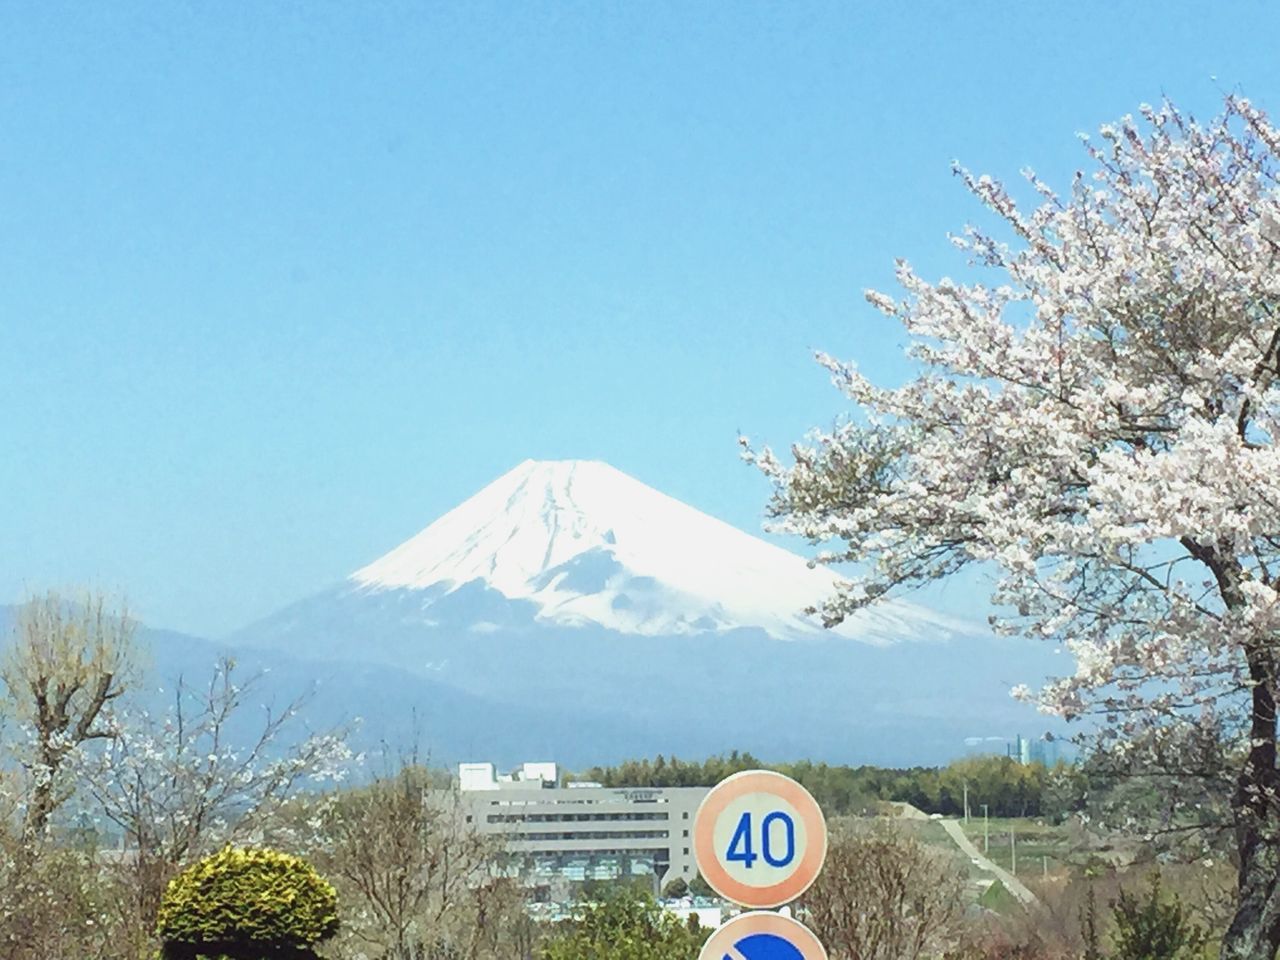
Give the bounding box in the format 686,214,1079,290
697,911,828,960
693,769,827,908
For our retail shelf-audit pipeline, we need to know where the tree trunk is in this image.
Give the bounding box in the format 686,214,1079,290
22,779,55,841
20,741,62,844
1222,658,1280,960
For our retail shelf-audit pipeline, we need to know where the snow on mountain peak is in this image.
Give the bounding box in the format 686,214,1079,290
350,459,964,643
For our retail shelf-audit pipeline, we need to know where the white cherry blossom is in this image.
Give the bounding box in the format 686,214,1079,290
744,97,1280,960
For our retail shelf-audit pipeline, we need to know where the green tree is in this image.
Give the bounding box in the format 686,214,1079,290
1110,874,1208,960
660,876,689,899
1041,760,1088,825
688,873,715,899
540,888,705,960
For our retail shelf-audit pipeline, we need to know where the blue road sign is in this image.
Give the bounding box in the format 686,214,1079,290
698,904,828,960
726,931,806,959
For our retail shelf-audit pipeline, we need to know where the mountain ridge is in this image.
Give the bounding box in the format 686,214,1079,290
227,459,1065,763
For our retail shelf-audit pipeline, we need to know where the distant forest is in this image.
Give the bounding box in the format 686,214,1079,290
571,751,1083,820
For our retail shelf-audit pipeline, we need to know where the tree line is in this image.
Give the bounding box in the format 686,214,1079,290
574,751,1084,821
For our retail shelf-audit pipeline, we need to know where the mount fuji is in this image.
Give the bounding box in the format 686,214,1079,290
233,459,1066,765
350,458,962,644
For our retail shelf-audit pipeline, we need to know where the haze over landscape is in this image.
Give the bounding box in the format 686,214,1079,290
0,458,1064,765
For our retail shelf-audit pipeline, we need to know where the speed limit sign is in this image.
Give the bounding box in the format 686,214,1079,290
692,769,827,909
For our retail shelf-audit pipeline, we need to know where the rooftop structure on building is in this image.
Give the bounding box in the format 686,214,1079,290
459,761,561,791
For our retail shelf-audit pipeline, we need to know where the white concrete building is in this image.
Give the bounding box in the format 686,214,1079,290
456,761,708,891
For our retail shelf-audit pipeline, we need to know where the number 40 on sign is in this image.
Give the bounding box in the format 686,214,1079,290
727,807,797,868
692,769,828,910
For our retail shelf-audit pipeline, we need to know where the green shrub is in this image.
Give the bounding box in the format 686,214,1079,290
157,846,339,960
1110,873,1207,960
540,887,706,960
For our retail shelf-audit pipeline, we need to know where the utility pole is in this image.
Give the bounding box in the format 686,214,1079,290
1042,855,1048,879
963,781,969,824
1010,828,1017,876
981,804,989,854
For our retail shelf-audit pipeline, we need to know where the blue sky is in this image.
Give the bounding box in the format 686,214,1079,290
3,2,1278,637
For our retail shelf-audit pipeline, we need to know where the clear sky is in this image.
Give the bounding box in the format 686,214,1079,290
3,2,1278,637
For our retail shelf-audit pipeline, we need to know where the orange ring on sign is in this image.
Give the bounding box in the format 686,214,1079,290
697,911,829,960
693,770,827,909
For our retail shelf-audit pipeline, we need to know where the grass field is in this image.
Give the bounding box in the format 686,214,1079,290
895,818,1013,900
843,813,1085,907
958,816,1075,877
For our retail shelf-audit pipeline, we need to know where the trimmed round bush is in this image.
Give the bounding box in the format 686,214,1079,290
158,846,339,960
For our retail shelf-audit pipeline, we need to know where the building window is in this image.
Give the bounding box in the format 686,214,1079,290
682,829,688,837
683,848,689,855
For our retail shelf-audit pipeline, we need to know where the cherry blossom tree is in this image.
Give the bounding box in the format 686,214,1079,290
743,96,1280,960
77,658,351,946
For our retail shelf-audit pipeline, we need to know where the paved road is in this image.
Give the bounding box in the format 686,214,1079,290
939,818,1039,906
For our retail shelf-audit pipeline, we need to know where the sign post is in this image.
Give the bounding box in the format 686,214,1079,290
693,770,829,960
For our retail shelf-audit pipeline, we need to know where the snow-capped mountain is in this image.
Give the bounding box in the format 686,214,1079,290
348,458,960,644
233,459,1064,765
